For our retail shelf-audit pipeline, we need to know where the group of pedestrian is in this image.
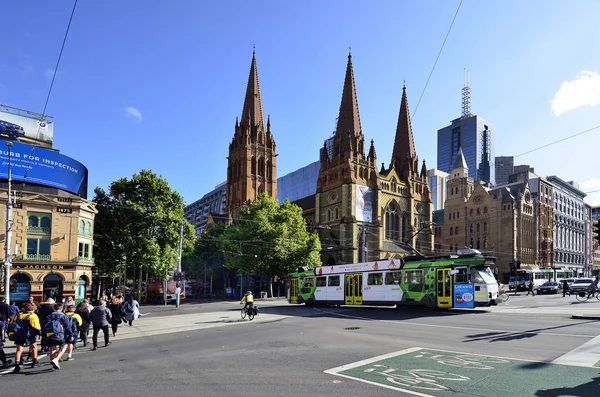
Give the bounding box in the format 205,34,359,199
0,294,140,373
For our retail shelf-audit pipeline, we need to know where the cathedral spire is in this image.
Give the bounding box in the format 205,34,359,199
368,139,377,162
390,84,416,174
240,49,265,130
334,51,363,144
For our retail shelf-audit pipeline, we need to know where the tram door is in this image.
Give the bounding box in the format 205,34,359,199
436,268,453,309
290,278,299,304
344,274,363,305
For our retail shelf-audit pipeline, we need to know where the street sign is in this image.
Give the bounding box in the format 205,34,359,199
174,271,185,281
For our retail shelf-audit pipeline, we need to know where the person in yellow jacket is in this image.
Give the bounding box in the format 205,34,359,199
11,303,41,373
62,305,82,361
240,291,254,311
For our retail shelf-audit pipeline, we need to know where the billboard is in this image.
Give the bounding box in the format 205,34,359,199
453,283,475,309
355,184,372,222
0,141,88,197
0,107,54,144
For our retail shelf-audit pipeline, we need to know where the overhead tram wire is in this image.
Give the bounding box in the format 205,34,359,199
24,0,79,178
412,0,463,120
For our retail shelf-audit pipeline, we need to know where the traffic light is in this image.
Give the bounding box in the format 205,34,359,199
510,266,516,276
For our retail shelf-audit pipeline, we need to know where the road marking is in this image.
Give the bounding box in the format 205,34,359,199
313,307,596,339
552,332,600,367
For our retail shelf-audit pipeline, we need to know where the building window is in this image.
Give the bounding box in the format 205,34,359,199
476,239,480,249
78,242,91,258
334,207,339,220
477,208,481,215
450,227,453,236
470,224,473,234
484,207,488,214
455,226,459,235
483,222,487,233
385,202,400,241
470,209,474,216
27,214,51,234
26,238,51,259
477,223,480,233
251,156,256,175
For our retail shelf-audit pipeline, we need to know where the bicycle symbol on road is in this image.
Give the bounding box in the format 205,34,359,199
364,364,471,391
413,351,511,370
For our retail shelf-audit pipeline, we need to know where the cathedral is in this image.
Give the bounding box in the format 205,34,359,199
314,53,433,265
226,50,277,218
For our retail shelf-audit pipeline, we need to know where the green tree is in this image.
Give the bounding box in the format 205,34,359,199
93,170,195,301
219,194,321,297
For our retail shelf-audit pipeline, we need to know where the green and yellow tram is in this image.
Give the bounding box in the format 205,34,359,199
288,249,499,309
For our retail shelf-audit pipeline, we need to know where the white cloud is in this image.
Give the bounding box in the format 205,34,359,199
581,179,600,207
125,107,142,122
551,71,600,116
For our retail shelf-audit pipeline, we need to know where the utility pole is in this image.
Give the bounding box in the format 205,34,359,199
3,141,13,303
175,219,183,308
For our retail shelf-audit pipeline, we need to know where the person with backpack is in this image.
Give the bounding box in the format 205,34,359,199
37,297,55,353
123,295,140,327
75,302,91,347
8,302,41,373
108,296,126,337
0,297,9,342
44,303,72,370
62,305,82,361
90,299,112,351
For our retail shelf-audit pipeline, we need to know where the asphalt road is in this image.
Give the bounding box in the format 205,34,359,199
2,294,599,397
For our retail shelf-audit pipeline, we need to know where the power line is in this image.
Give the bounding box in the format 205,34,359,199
515,124,600,158
412,0,463,119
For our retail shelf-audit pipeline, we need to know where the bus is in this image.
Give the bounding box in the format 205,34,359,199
287,249,499,309
511,269,576,291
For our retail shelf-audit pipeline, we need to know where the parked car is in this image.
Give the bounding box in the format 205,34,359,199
569,278,593,292
538,282,560,294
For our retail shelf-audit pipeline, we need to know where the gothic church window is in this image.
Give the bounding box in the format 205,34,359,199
470,209,474,216
470,224,473,235
484,207,488,214
266,160,272,178
454,226,458,235
251,156,256,175
450,227,453,236
385,201,400,241
258,158,265,177
483,222,487,233
477,223,480,233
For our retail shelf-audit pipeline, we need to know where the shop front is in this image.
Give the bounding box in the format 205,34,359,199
7,263,92,304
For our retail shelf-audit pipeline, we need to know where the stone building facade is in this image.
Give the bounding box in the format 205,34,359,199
0,188,96,303
226,50,277,217
314,53,432,265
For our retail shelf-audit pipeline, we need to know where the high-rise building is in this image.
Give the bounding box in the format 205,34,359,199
277,161,320,204
437,81,494,185
184,182,227,235
226,50,277,216
427,169,449,211
495,156,514,185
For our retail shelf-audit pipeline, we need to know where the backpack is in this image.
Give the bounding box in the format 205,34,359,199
43,313,65,342
6,314,32,342
65,313,79,334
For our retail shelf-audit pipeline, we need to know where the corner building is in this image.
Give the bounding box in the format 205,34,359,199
314,54,433,265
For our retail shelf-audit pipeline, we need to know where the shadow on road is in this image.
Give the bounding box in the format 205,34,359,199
535,376,600,397
463,320,597,343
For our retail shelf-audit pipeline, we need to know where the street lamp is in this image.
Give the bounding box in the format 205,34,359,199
3,141,13,303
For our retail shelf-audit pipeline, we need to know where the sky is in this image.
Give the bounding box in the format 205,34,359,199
1,0,599,207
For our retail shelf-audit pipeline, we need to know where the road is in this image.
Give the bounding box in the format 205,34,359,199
1,293,599,396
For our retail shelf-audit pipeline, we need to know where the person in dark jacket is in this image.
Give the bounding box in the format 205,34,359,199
0,297,9,342
108,297,126,337
37,298,56,353
90,300,112,351
28,296,41,313
45,303,72,370
75,302,91,347
562,279,570,297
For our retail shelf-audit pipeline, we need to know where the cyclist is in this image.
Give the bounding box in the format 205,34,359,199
240,291,254,313
587,276,600,298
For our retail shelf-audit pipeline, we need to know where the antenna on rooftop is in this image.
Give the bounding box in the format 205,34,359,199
462,68,472,118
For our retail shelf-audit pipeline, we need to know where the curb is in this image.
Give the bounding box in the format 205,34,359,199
571,315,600,320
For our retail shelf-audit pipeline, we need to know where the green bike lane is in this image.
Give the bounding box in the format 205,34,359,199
325,347,600,396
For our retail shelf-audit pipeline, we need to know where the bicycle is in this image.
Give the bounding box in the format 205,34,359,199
498,289,509,302
240,304,258,320
575,290,600,302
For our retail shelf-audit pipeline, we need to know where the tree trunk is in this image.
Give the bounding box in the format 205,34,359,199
267,274,273,298
137,265,143,304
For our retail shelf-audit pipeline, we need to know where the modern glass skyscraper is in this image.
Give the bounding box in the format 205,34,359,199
437,115,495,185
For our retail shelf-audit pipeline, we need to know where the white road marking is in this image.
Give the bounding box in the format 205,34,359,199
313,307,597,338
551,333,600,367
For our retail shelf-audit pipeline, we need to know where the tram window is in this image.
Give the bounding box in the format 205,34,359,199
316,277,327,287
404,270,424,284
303,277,315,288
385,271,402,285
470,268,484,283
454,268,469,283
328,275,340,287
367,273,383,285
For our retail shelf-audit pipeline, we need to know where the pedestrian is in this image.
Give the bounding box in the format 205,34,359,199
0,337,11,368
526,277,535,296
28,296,41,313
75,302,91,347
90,299,112,351
108,296,126,337
0,297,9,342
10,302,42,373
562,279,570,297
123,295,140,327
37,297,55,353
44,303,72,370
62,296,75,311
83,298,93,312
63,305,82,361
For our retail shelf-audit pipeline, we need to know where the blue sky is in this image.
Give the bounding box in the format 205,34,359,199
1,0,599,206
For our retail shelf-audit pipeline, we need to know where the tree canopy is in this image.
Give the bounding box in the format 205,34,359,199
219,194,321,296
93,169,195,285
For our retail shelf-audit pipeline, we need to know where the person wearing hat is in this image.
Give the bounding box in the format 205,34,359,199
240,291,254,313
37,298,55,353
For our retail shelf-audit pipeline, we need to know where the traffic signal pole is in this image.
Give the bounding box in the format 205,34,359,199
175,220,183,308
3,142,13,304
